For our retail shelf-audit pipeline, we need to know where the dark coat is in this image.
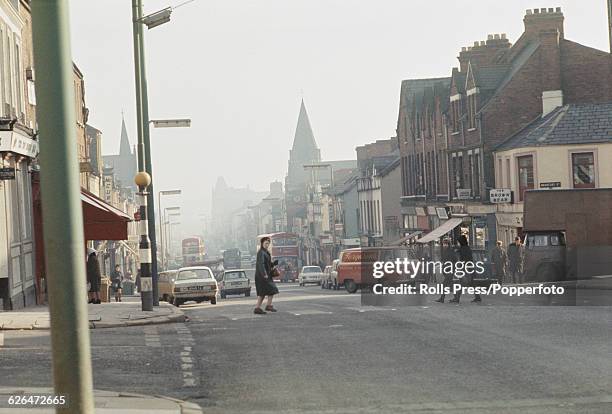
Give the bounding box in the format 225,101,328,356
507,243,524,272
255,248,279,297
86,253,101,292
490,246,508,279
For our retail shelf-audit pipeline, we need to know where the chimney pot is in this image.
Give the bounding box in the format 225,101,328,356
494,34,500,39
526,9,532,15
548,8,554,12
468,46,473,51
501,33,507,39
461,47,467,52
556,7,561,12
540,8,547,13
473,41,479,47
487,34,494,40
481,41,486,46
534,9,540,14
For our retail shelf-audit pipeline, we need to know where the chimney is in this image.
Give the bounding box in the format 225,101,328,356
524,7,564,39
457,34,511,72
539,27,563,116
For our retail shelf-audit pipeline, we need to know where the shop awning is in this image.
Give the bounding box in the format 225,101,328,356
390,231,423,246
81,190,131,241
417,218,463,244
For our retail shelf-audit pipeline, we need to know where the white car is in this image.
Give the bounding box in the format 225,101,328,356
322,260,340,289
173,266,218,306
299,266,324,286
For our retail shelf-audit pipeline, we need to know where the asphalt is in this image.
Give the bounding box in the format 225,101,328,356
0,283,611,413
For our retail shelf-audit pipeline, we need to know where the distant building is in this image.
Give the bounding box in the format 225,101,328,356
103,116,137,191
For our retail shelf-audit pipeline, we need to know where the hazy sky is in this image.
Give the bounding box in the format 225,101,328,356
68,0,608,236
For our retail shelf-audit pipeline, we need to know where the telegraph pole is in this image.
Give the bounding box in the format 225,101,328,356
31,1,94,412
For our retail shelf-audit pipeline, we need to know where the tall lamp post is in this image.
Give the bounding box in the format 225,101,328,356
162,207,180,268
131,0,191,306
158,190,181,270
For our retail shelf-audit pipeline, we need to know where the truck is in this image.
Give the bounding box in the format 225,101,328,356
222,248,242,270
522,189,612,282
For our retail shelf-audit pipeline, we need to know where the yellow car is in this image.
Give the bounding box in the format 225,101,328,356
158,270,178,303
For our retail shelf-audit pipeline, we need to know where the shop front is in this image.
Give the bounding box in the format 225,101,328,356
32,187,132,304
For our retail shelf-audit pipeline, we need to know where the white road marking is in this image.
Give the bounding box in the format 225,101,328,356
175,324,198,388
143,326,161,348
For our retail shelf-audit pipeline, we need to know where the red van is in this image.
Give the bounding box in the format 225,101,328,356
337,247,422,293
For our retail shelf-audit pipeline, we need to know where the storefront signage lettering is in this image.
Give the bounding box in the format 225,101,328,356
456,188,472,200
489,188,512,203
540,182,561,189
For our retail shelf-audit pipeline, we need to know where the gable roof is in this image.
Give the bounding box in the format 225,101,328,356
495,102,612,151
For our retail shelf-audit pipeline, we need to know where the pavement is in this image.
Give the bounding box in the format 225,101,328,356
0,297,186,330
1,284,611,413
0,387,202,413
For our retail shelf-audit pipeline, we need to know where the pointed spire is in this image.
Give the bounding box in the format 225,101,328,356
291,99,318,153
119,115,131,155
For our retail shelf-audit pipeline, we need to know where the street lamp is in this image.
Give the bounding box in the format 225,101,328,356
158,190,181,271
151,118,191,128
161,205,180,270
132,0,192,307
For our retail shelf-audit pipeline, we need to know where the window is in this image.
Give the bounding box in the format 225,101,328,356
517,155,534,201
497,158,503,186
474,152,481,197
572,152,595,188
505,158,511,188
468,94,477,129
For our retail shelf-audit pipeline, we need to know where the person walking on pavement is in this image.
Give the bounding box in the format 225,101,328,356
254,237,279,314
507,236,525,284
111,264,123,302
449,235,481,303
435,238,457,303
86,248,101,304
490,241,508,284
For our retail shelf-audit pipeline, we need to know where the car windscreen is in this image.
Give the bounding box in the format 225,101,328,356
177,269,213,281
225,272,246,280
303,267,320,273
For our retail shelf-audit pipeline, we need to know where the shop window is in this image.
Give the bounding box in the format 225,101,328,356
517,155,534,201
572,152,595,188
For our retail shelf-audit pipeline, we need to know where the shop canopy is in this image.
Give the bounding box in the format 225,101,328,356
390,231,423,246
81,190,131,240
416,218,463,244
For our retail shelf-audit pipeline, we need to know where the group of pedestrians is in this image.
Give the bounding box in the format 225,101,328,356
434,235,525,304
490,237,525,284
86,247,135,304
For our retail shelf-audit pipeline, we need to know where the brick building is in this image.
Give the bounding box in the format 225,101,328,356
398,7,612,252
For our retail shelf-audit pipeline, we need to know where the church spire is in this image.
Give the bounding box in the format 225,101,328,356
291,99,318,154
119,115,131,156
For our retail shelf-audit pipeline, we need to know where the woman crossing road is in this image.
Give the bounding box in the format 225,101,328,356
253,237,279,314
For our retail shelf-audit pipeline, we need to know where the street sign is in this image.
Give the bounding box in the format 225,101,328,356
489,188,512,203
0,167,15,180
540,182,561,189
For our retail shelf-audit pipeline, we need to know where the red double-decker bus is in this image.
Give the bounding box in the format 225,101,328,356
182,237,205,266
256,232,301,282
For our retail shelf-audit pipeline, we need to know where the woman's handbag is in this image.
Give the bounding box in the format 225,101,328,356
270,267,280,278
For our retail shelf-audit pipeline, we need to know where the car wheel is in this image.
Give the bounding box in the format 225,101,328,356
211,297,217,305
345,279,358,294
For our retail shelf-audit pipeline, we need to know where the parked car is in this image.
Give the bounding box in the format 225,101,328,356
219,269,251,298
298,265,324,286
158,270,178,303
173,266,218,306
322,259,341,290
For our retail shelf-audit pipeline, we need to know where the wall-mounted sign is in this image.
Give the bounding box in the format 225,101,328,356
540,182,561,189
456,188,472,200
415,207,426,216
436,207,449,220
489,188,512,203
0,167,15,180
0,131,39,158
